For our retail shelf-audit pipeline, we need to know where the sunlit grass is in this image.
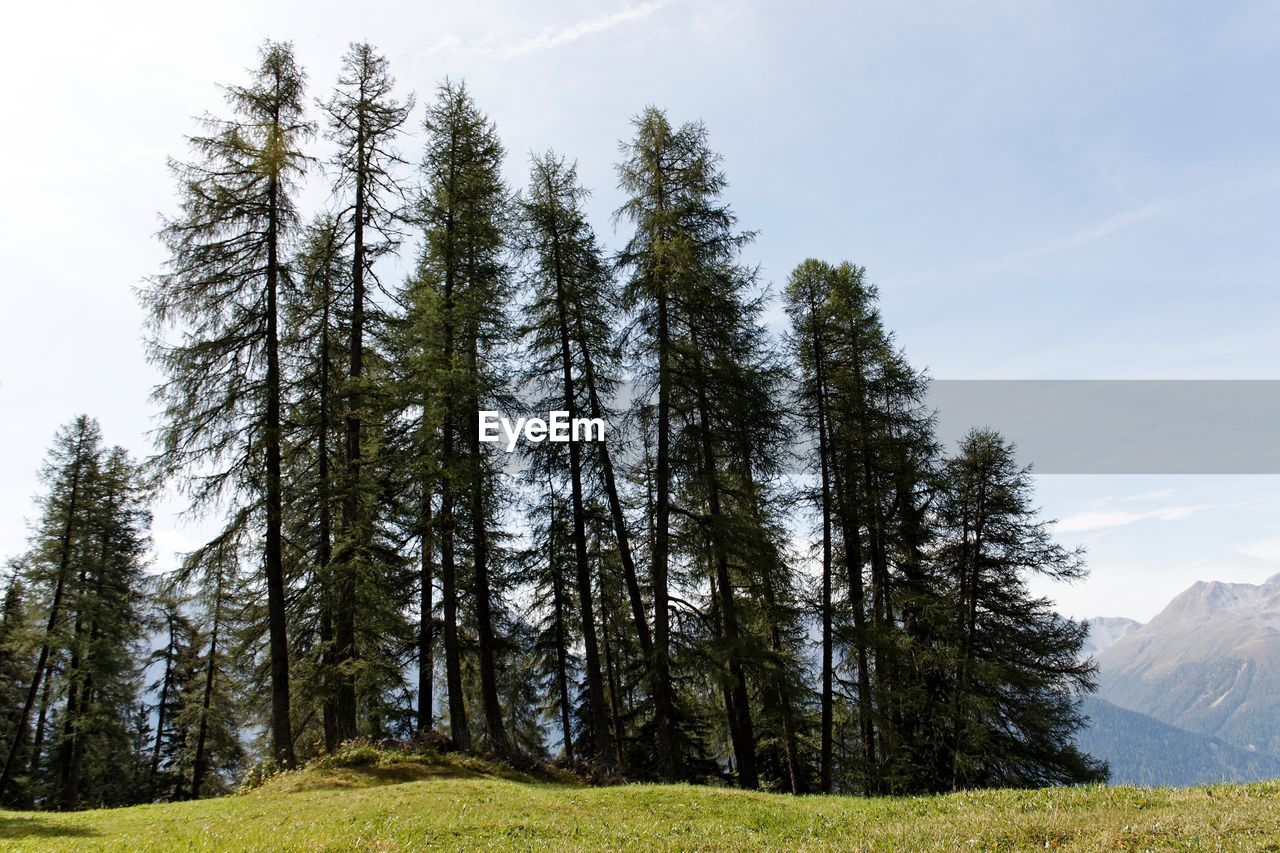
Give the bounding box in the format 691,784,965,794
2,748,1278,850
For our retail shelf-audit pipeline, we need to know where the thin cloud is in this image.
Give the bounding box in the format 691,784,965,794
1235,538,1280,564
502,1,676,57
895,169,1280,291
429,2,677,59
1056,506,1198,533
892,200,1169,290
962,202,1168,279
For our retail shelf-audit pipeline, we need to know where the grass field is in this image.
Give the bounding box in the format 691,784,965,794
2,747,1279,850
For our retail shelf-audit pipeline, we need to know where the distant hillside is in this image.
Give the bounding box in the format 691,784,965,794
2,745,1280,849
1077,696,1280,787
1080,616,1143,658
1096,575,1280,754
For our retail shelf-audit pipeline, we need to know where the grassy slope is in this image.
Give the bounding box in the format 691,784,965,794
3,750,1280,851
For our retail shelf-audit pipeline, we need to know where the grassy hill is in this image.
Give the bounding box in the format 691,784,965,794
3,746,1280,850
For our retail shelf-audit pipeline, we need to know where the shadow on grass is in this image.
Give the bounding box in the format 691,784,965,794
0,813,101,840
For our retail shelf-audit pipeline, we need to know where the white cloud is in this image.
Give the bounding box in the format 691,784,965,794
1055,506,1198,533
1235,538,1280,564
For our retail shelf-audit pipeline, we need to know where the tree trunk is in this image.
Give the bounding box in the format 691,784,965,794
58,554,93,810
469,339,508,754
265,163,297,770
951,476,987,791
335,116,367,746
549,511,574,765
417,475,435,734
574,313,653,661
440,134,469,751
29,667,53,779
652,274,677,779
745,465,803,795
695,387,757,790
318,263,338,753
834,448,875,795
809,296,836,795
189,601,219,799
546,206,612,765
149,616,176,797
598,557,627,770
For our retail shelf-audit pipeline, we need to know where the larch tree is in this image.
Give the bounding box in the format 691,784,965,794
516,151,619,767
145,594,200,800
614,108,688,779
0,416,102,802
282,213,349,752
784,259,839,792
0,422,150,810
55,446,150,810
408,79,513,753
320,42,413,744
935,429,1105,790
616,108,776,787
170,527,247,799
141,40,312,769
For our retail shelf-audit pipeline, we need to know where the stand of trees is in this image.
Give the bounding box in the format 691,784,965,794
0,40,1104,809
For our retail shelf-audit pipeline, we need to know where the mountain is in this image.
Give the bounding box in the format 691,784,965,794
1096,574,1280,754
1077,696,1280,786
1080,616,1143,658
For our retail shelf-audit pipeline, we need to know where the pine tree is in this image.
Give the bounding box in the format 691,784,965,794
282,214,349,753
321,42,413,744
141,41,313,769
784,260,839,792
408,79,512,753
935,429,1106,789
616,108,781,787
55,446,150,809
516,152,622,766
0,565,35,806
0,416,102,801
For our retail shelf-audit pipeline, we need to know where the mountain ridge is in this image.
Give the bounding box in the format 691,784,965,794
1094,575,1280,755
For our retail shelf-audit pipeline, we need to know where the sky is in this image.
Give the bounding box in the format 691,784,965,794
2,0,1279,622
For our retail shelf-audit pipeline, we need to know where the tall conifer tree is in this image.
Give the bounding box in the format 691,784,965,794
517,152,620,766
141,41,312,769
321,42,413,743
0,416,102,801
408,80,512,752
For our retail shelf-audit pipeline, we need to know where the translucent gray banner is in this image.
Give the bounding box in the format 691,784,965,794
929,380,1280,475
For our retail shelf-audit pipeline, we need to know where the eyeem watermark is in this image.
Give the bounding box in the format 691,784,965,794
479,411,606,453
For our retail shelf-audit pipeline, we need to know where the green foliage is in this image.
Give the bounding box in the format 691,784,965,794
1,43,1115,816
0,418,152,809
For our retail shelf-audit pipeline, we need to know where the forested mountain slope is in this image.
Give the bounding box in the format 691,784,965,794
1077,696,1280,787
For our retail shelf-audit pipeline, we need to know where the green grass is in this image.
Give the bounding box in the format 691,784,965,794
3,748,1280,850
